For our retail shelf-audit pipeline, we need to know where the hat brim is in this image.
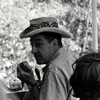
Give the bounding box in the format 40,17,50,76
20,27,71,38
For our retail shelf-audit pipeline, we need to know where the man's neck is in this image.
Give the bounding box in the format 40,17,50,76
46,47,61,66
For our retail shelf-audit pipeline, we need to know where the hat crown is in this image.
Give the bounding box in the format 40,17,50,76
29,17,58,29
30,17,57,25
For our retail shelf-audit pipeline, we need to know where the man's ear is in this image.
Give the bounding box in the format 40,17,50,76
52,39,58,48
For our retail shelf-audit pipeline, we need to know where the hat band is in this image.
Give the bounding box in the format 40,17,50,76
30,21,58,30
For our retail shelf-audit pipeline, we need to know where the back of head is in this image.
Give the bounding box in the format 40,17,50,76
70,52,100,99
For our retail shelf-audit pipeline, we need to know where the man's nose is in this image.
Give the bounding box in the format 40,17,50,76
31,46,37,54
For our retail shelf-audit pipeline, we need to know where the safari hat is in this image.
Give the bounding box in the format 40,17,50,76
20,17,71,38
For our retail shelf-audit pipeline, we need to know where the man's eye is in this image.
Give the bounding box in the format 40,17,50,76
35,42,42,47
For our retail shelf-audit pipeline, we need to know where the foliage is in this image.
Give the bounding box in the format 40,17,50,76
0,0,100,86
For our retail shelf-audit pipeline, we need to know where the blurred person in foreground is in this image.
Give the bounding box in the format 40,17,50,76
17,17,77,100
70,52,100,100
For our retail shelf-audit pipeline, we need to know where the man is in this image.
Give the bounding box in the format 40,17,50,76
17,17,76,100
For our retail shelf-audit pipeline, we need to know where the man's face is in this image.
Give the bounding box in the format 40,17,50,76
30,34,56,65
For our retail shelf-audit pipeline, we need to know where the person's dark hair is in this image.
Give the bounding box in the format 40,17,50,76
70,52,100,99
39,32,62,47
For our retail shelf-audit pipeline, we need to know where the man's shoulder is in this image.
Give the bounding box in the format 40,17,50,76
51,48,78,66
68,50,79,60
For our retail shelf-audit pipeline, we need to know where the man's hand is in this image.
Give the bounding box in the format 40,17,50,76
17,61,36,86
